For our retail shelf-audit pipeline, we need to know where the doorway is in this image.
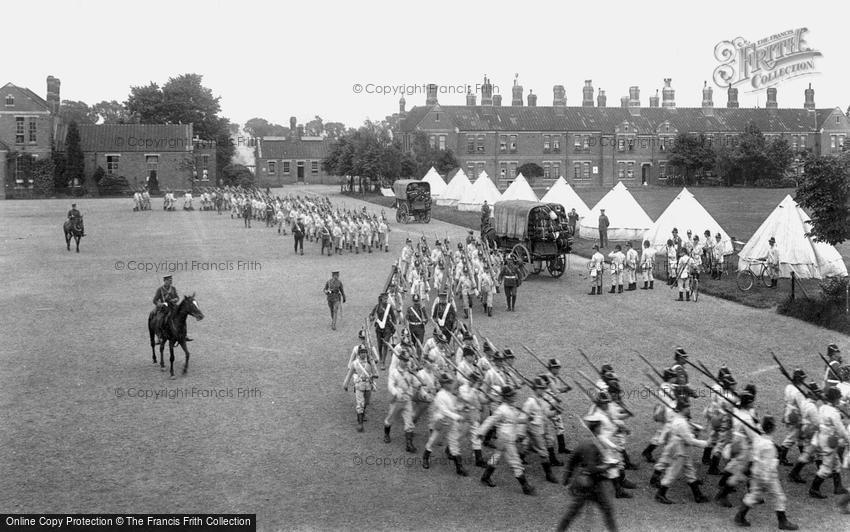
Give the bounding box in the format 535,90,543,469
297,161,305,182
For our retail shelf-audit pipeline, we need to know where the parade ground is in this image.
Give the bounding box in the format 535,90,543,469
1,185,849,531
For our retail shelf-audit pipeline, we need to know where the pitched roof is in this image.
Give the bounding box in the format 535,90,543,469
402,105,833,133
0,138,9,150
259,138,331,159
72,124,194,152
1,82,49,110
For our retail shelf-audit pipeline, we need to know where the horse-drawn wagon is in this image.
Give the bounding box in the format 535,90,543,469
488,200,572,279
392,179,431,224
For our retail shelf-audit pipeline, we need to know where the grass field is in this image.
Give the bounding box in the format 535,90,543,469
1,187,848,532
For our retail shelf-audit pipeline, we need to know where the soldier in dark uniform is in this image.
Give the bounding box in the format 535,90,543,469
557,419,619,532
67,203,85,236
242,200,252,228
152,275,191,341
370,292,397,370
431,291,457,339
293,217,305,255
324,270,346,330
406,293,428,353
499,256,520,312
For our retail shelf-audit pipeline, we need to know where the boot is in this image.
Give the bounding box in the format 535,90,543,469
836,492,850,514
623,451,638,470
453,454,468,477
557,434,570,454
619,472,637,489
701,448,712,465
542,461,558,483
548,447,564,467
776,511,798,530
487,306,492,317
642,444,657,463
483,429,496,448
788,462,806,483
464,308,470,320
641,281,648,290
631,282,637,291
808,475,827,498
383,424,391,443
590,286,597,295
649,280,654,289
517,474,536,495
778,446,792,466
833,472,848,494
474,449,487,468
356,413,364,433
481,466,496,487
734,504,751,527
686,292,691,301
422,449,431,469
519,451,528,465
715,476,734,507
618,284,623,293
511,295,517,310
609,286,616,294
404,432,417,453
649,469,662,488
615,475,633,498
708,454,722,475
654,485,673,504
689,481,708,503
678,292,684,301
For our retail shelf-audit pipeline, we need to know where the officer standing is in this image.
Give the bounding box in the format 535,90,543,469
567,208,579,236
324,270,346,330
370,292,397,370
499,256,520,311
598,209,610,248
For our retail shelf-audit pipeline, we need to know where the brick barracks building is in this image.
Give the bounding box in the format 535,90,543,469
398,76,850,190
254,117,337,187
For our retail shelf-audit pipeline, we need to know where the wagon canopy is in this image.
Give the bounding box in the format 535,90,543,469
494,200,565,240
393,179,430,199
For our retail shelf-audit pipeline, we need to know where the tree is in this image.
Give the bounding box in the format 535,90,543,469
667,133,715,185
795,151,850,245
221,164,254,187
305,115,323,136
323,121,413,192
244,118,289,138
713,144,739,186
92,100,131,124
764,137,794,183
409,131,458,177
324,122,348,140
59,101,97,125
32,158,56,197
64,121,85,186
517,162,544,181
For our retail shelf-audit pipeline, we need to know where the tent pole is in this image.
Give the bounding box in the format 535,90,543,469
790,272,795,301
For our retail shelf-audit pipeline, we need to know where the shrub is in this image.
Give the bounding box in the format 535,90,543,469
92,166,106,184
97,174,131,196
778,294,850,335
820,276,849,305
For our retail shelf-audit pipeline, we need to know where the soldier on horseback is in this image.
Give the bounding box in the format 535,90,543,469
152,275,192,342
67,203,85,236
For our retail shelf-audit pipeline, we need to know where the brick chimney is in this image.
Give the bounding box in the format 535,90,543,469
511,76,523,106
597,90,607,108
466,90,477,106
766,87,778,109
662,78,676,108
620,96,629,109
702,81,714,116
426,83,438,105
399,97,406,115
527,90,537,107
493,94,502,107
649,90,660,108
582,80,594,107
296,125,304,138
46,75,61,116
804,83,815,110
727,86,739,108
553,85,566,107
481,76,493,106
289,117,297,139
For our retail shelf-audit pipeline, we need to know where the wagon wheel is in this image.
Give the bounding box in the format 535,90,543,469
510,244,532,280
547,254,567,278
396,202,409,224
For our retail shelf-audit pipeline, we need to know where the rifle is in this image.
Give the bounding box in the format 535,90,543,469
576,370,633,417
642,383,704,433
363,318,379,365
383,340,428,387
700,382,763,435
818,352,841,382
634,351,664,379
382,264,398,294
770,350,818,398
482,235,501,293
521,344,572,392
577,349,604,379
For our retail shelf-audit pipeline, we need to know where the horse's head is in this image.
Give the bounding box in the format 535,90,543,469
180,293,205,321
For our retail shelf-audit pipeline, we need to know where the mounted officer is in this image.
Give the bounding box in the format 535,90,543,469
67,203,85,236
152,275,191,342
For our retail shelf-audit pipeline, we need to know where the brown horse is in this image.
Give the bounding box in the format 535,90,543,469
148,294,204,378
63,218,83,252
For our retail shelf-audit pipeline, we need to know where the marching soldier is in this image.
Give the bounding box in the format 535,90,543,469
422,373,468,476
607,245,625,294
640,240,654,289
323,270,346,331
715,388,758,507
400,238,414,278
378,216,389,252
654,399,710,504
456,266,477,319
644,367,677,466
405,294,428,352
383,350,418,453
788,382,823,484
588,244,605,295
457,346,478,387
422,328,451,370
370,292,397,370
478,264,496,317
778,368,807,466
545,358,571,455
320,223,333,256
522,377,560,483
458,369,488,467
733,415,799,530
808,386,849,499
478,385,536,495
582,391,629,498
703,367,737,475
431,291,457,338
412,358,438,425
343,346,377,432
624,241,639,291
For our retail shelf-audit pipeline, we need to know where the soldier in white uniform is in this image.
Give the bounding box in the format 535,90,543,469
478,264,496,317
675,250,693,301
808,386,849,498
522,377,560,483
607,245,625,294
422,373,468,476
788,382,823,484
645,368,677,469
544,359,571,455
458,371,488,467
478,385,536,495
412,359,438,425
588,244,605,295
383,350,418,453
654,400,710,504
624,241,639,291
762,236,780,288
715,388,759,507
582,391,628,498
640,239,655,289
734,416,799,530
343,346,377,432
778,368,807,466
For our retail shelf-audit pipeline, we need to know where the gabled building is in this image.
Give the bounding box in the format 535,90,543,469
254,116,338,186
0,76,61,198
399,77,850,190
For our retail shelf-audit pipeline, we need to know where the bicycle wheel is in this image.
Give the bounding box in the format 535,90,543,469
691,278,699,302
759,267,773,287
736,270,755,291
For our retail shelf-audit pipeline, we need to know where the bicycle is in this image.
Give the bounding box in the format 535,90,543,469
736,260,773,291
689,273,700,302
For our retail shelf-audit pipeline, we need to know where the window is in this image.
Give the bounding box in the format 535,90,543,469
28,118,37,143
429,136,436,149
627,162,635,178
618,162,625,178
311,161,319,174
201,155,209,171
840,135,846,149
705,134,713,147
543,135,551,153
435,113,440,122
583,162,590,179
467,163,475,179
792,136,798,149
553,162,560,178
574,135,581,148
500,135,507,153
467,135,475,154
837,116,841,124
574,162,581,178
439,135,446,151
500,162,507,179
283,161,291,174
627,139,635,151
659,161,668,179
106,155,120,175
509,135,517,153
831,135,837,149
509,162,517,178
553,136,561,152
268,161,276,174
543,163,551,179
476,135,485,153
146,155,159,171
665,124,670,133
15,117,24,144
4,95,13,107
618,138,626,151
476,162,485,178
